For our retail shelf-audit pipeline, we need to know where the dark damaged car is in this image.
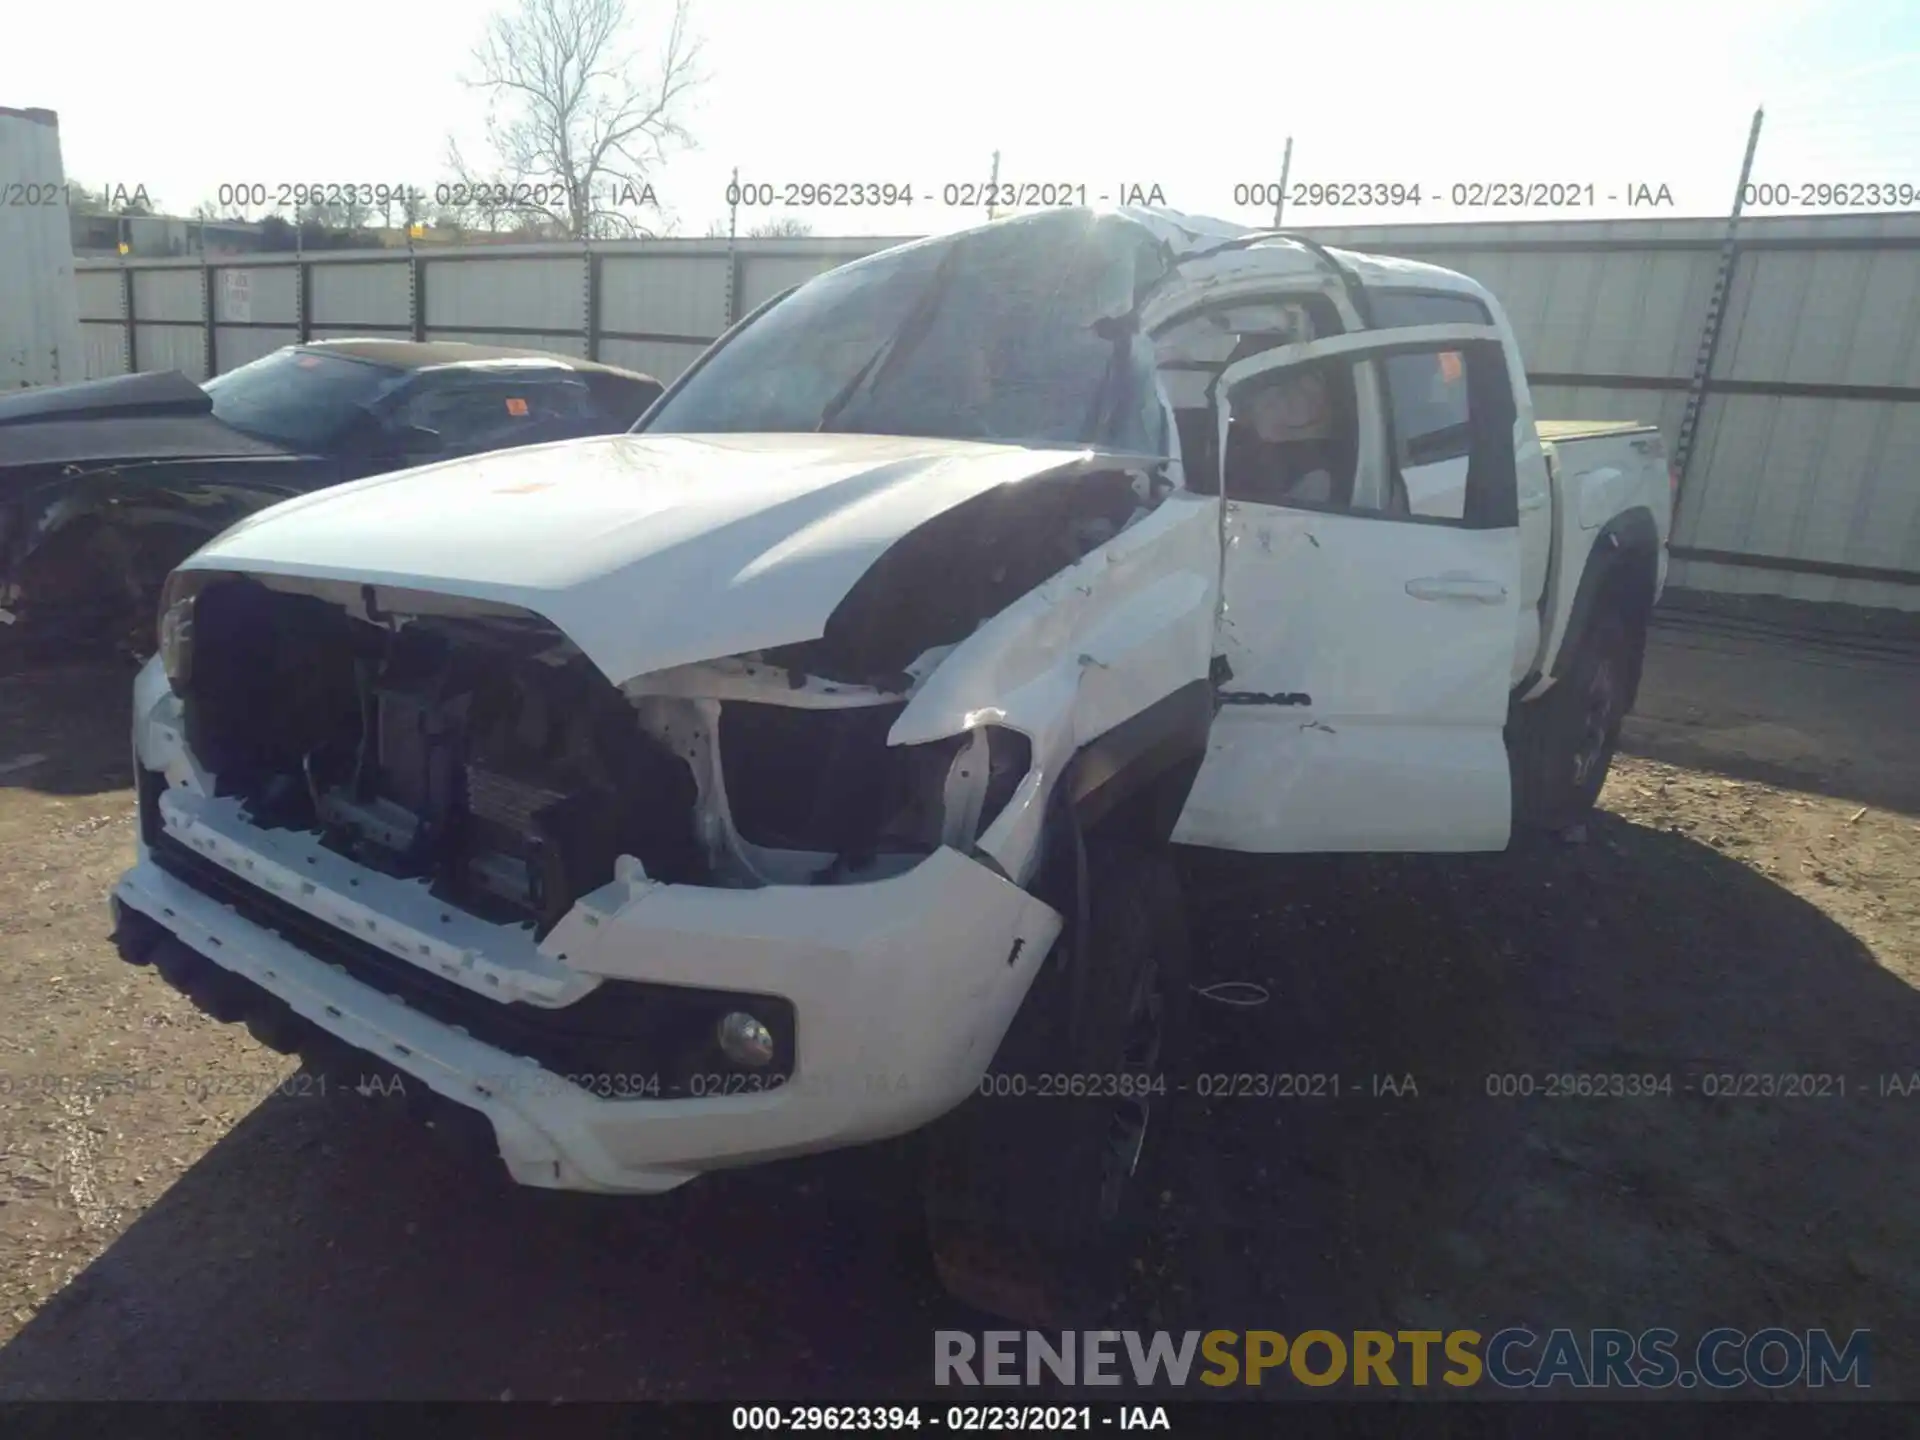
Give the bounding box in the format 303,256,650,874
0,340,663,651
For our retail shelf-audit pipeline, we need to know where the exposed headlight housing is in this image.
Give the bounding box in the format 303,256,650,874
157,593,196,691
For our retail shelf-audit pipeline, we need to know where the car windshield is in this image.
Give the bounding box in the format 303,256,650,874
203,349,401,450
641,209,1174,454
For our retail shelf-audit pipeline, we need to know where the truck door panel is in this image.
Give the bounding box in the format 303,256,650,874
1171,324,1522,853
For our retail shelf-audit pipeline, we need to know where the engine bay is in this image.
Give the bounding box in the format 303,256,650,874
171,576,1032,936
180,578,708,935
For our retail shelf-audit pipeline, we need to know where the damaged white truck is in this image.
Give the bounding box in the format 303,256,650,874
112,207,1671,1322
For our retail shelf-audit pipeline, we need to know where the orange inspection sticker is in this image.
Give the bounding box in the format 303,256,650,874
504,396,529,416
1437,351,1464,382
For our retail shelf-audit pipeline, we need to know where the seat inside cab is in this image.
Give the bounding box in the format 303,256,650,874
1154,296,1338,498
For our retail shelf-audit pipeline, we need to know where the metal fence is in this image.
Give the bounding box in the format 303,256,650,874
73,211,1920,613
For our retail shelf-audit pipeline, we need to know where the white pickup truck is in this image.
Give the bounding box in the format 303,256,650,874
112,207,1670,1322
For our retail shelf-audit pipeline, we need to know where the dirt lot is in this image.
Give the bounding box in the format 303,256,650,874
0,608,1915,1400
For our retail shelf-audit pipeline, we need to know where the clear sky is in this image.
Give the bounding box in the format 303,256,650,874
5,0,1919,237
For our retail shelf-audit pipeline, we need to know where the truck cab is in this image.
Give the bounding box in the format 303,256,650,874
1123,215,1671,851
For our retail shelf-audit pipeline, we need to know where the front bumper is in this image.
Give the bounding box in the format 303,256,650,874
114,830,1062,1193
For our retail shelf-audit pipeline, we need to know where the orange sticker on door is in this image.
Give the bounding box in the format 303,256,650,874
504,397,529,416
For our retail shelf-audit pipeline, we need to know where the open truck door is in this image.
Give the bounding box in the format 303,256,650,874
1171,322,1522,853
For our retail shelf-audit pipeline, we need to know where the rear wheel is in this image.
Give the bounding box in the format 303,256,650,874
922,840,1189,1324
1510,606,1639,833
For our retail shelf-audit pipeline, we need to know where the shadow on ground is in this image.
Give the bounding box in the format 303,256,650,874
0,662,137,798
3,808,1914,1398
1624,619,1920,817
1152,816,1918,1394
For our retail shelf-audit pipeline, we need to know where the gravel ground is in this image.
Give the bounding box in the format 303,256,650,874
0,614,1915,1400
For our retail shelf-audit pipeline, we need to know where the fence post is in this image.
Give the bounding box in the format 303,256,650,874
585,248,602,361
1272,137,1293,228
409,253,427,342
121,265,136,374
297,260,311,345
724,165,740,328
202,257,216,378
1672,106,1765,505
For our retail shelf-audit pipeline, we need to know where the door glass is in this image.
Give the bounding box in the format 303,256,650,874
1379,350,1471,520
1154,293,1341,495
1222,338,1512,526
1223,357,1363,510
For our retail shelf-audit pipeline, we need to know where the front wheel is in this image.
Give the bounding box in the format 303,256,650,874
921,841,1189,1324
1510,608,1638,833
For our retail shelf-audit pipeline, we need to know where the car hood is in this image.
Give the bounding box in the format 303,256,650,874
184,431,1113,683
0,370,299,474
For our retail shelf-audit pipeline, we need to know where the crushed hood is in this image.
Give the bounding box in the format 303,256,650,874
183,431,1107,683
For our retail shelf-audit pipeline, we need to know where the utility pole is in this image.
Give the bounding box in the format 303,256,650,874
1672,105,1765,500
987,149,1000,221
1272,136,1293,228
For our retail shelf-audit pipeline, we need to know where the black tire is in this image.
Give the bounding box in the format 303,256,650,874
1510,606,1639,833
921,840,1189,1324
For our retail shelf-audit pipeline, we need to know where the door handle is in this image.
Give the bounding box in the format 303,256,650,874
1406,575,1508,603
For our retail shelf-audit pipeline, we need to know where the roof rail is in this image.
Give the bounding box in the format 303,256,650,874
1162,229,1377,330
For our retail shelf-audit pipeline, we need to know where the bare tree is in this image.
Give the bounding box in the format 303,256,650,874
447,0,703,239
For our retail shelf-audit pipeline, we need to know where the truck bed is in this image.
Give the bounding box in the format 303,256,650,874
1537,419,1659,443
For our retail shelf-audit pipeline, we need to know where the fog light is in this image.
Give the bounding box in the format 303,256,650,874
716,1011,775,1068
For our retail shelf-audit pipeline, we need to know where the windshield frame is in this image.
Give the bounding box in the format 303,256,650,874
636,211,1175,455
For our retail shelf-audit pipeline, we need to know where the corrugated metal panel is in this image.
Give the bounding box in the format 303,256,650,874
133,324,207,379
211,265,298,327
425,329,588,357
215,326,299,368
73,269,124,324
598,337,710,383
1667,555,1915,613
310,262,409,327
424,256,584,331
80,322,126,378
1716,246,1920,387
0,110,84,388
738,252,876,312
599,255,728,338
1678,393,1920,611
130,268,201,324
